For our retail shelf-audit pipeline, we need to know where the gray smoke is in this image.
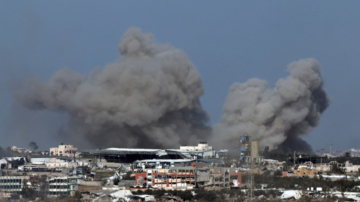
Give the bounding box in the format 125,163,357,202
15,27,210,148
214,58,330,153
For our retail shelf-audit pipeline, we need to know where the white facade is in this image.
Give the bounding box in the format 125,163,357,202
350,149,360,157
30,158,90,168
180,142,212,151
305,160,360,173
0,176,30,193
11,146,32,154
343,161,360,173
50,144,78,157
48,176,78,196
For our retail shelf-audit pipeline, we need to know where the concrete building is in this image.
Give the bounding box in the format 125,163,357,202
0,157,27,170
180,142,213,151
244,141,263,163
48,176,78,196
262,159,285,171
303,160,360,173
251,141,259,157
342,161,360,173
350,149,360,157
50,144,77,157
0,176,30,193
11,146,32,154
294,166,319,177
135,167,241,189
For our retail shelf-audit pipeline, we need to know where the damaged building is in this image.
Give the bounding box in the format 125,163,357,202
135,166,241,189
82,145,217,164
0,157,27,170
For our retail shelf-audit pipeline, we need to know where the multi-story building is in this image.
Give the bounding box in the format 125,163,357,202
50,144,78,157
135,166,241,189
0,176,29,193
48,177,78,196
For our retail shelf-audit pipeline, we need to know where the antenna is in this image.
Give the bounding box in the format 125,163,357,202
330,144,332,157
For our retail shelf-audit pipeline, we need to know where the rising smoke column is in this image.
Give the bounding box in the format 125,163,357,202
215,58,330,153
15,27,210,148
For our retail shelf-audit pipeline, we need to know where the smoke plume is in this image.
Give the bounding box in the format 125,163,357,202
215,58,330,153
15,27,210,148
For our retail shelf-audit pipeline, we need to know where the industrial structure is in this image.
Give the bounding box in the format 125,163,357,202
81,142,217,164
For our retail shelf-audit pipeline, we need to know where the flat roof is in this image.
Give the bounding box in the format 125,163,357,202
135,159,192,163
82,148,214,155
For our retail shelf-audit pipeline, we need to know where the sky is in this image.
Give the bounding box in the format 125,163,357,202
1,1,360,151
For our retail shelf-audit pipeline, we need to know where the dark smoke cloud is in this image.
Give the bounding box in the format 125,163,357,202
15,27,210,149
214,58,330,153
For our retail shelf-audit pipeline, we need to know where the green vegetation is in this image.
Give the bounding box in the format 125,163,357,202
29,141,39,151
80,166,91,175
331,164,345,174
133,188,246,202
20,180,36,200
55,192,82,202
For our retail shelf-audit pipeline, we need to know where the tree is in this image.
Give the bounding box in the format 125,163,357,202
274,170,282,177
194,190,217,202
178,190,193,201
29,142,38,151
20,180,35,200
331,164,345,174
73,191,82,202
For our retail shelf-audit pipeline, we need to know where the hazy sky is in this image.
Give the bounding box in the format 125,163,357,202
1,1,360,151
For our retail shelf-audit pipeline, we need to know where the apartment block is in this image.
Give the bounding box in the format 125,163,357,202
135,167,241,189
48,177,78,196
0,176,29,193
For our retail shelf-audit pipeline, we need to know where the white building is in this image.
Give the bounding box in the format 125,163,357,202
343,161,360,173
30,158,90,168
50,144,78,157
0,176,30,193
263,159,285,171
11,146,32,154
350,149,360,157
180,142,212,151
48,177,78,196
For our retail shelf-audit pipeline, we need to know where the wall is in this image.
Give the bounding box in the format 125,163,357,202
78,180,102,187
294,167,318,177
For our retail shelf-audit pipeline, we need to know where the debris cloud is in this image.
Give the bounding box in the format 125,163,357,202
214,58,330,153
14,27,329,152
15,27,210,148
